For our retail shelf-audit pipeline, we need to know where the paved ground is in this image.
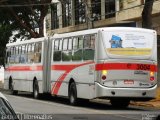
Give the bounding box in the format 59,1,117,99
3,93,160,120
0,86,160,109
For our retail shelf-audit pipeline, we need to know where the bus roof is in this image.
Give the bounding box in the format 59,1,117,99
52,28,99,39
6,27,156,47
51,27,156,39
6,37,46,47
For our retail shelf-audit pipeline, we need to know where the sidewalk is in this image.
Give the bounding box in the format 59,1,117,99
131,100,160,108
131,87,160,108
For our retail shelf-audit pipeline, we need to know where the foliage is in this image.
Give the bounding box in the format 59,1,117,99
0,24,12,66
0,6,12,65
0,0,52,39
0,0,52,65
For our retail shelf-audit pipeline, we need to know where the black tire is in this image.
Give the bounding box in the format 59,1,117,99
9,80,18,95
33,81,39,99
69,82,78,105
156,115,160,120
110,99,130,108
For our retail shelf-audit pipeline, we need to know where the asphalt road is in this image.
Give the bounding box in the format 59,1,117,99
2,91,160,120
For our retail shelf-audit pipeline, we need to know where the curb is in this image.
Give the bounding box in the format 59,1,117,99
130,101,160,108
130,102,154,107
131,87,160,108
155,87,160,100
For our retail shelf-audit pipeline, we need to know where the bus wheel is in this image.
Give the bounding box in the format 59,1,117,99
9,79,18,95
69,82,77,105
33,81,39,99
110,99,130,108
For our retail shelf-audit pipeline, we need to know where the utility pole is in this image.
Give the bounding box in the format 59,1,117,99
142,0,154,29
84,0,94,29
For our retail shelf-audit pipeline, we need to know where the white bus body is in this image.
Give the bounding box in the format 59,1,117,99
4,27,157,107
0,66,4,83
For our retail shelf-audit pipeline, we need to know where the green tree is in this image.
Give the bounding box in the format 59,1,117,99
1,0,52,39
0,0,52,65
0,6,13,66
0,24,12,66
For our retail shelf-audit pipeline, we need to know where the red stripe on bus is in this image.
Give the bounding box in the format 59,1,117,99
52,72,69,95
51,61,94,95
51,64,81,71
6,65,43,71
95,63,157,72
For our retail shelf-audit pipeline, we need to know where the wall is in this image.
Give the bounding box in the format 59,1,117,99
116,0,160,21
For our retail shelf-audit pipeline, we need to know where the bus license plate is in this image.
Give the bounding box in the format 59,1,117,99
124,80,134,84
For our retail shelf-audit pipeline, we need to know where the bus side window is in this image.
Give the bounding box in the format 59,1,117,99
38,42,42,63
68,38,72,50
9,47,15,64
53,39,62,61
6,48,11,64
72,36,83,61
62,38,72,61
18,46,22,63
90,35,95,49
83,34,95,60
20,45,27,63
34,42,42,63
25,44,28,63
73,37,78,50
15,46,20,64
28,44,34,63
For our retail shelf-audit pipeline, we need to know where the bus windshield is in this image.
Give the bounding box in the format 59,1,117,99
102,31,154,57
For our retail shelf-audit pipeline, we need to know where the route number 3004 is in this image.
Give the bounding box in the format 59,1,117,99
137,64,150,70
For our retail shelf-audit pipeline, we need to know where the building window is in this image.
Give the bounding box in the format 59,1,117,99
75,0,86,25
62,0,72,27
105,0,115,18
91,0,101,21
51,4,59,29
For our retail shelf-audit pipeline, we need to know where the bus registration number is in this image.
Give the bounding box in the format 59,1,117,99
136,64,150,71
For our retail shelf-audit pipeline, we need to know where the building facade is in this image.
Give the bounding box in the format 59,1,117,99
46,0,160,36
46,0,117,34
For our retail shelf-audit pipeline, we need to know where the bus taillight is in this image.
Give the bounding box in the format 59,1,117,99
102,75,106,80
101,70,107,80
150,71,155,81
150,76,155,81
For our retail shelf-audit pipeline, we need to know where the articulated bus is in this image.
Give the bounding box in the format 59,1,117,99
4,27,157,107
